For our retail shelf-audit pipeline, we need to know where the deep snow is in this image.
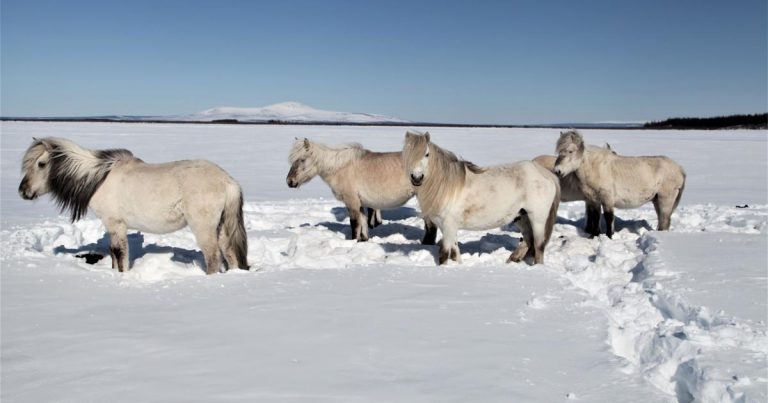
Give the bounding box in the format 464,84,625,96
1,122,766,402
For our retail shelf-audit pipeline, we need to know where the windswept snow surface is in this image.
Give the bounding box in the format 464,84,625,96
174,102,408,123
1,122,766,402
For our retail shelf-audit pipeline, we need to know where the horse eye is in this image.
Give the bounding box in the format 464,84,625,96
425,151,430,158
37,161,47,168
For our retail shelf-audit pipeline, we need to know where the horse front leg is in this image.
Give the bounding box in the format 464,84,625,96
438,221,461,265
345,199,368,242
603,205,615,239
421,217,437,245
105,220,129,272
584,201,602,237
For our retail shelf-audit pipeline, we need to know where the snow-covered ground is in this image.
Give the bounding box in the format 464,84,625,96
1,122,766,402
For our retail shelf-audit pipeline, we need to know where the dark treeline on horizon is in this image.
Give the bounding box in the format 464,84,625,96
644,113,767,129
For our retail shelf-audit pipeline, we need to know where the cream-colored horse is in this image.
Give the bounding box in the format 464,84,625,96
553,130,686,238
286,138,437,244
533,143,614,236
402,131,560,265
19,137,249,274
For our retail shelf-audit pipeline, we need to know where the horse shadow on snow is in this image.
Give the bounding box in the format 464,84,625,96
53,232,205,268
314,206,426,242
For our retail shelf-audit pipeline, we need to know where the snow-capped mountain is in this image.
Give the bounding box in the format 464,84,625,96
175,102,408,123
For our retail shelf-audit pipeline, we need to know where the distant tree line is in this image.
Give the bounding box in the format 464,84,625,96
644,113,767,129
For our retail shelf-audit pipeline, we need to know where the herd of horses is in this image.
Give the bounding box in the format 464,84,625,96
18,130,686,274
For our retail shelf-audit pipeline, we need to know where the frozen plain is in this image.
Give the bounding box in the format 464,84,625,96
1,122,766,402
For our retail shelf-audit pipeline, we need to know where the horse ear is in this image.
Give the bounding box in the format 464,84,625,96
605,143,612,150
425,132,431,142
303,138,310,150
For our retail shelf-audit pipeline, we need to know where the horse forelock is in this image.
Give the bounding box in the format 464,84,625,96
32,137,135,222
21,139,48,173
556,130,584,153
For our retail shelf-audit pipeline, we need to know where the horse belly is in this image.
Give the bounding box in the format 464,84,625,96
123,203,187,234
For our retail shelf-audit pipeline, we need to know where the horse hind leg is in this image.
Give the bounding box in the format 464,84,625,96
106,220,129,272
367,208,382,229
508,211,533,263
653,192,678,231
188,218,223,275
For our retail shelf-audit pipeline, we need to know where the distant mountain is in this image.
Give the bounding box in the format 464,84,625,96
171,102,408,124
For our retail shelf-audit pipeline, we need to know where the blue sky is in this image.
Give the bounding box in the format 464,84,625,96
1,0,766,123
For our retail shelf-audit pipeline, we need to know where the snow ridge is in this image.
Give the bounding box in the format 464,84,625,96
550,228,766,402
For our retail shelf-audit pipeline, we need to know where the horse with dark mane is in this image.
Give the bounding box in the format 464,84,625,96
19,137,249,274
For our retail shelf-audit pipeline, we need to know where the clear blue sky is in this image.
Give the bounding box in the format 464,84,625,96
2,0,766,124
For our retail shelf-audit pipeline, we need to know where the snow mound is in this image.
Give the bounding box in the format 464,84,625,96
176,102,408,123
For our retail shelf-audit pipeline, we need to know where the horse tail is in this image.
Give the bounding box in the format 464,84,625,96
221,184,249,270
544,179,561,247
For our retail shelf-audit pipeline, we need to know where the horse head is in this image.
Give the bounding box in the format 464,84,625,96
19,138,53,200
402,131,431,187
286,138,319,188
553,130,585,177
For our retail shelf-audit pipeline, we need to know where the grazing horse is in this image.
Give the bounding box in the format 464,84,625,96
553,130,686,238
18,137,249,274
402,131,560,265
533,143,614,236
286,138,437,244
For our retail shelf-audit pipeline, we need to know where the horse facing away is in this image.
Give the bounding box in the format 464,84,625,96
402,131,560,265
533,142,615,237
553,130,686,238
286,138,437,244
19,137,249,274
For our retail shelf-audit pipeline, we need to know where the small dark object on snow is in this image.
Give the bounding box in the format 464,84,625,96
75,253,105,265
735,204,749,209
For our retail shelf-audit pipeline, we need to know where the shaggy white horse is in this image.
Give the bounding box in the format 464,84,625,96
402,131,560,265
553,130,686,238
19,137,248,274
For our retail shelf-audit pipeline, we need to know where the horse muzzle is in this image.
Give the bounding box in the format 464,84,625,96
410,173,424,187
286,178,299,188
19,188,38,200
18,179,38,200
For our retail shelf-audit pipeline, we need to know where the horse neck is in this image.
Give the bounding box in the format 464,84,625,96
575,148,608,184
312,143,364,179
417,150,467,217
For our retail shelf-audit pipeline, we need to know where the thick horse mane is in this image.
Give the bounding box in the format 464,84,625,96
289,138,369,177
23,137,136,222
556,129,585,154
404,132,484,217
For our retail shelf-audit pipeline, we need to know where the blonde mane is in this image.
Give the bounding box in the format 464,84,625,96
289,138,369,178
403,132,484,217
